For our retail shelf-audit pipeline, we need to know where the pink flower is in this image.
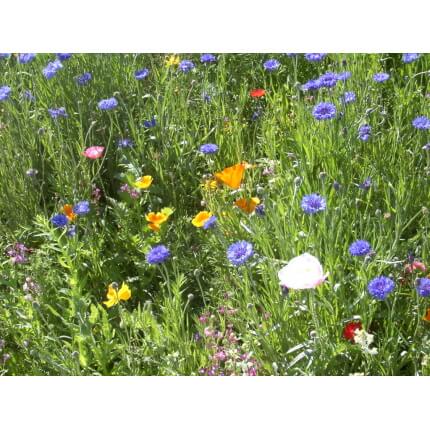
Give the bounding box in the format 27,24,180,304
82,146,105,159
405,261,427,274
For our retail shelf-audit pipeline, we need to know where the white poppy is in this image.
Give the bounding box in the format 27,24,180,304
278,253,328,290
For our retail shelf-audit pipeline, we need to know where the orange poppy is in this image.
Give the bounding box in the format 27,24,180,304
146,212,168,225
250,88,266,98
215,163,246,189
423,308,430,322
192,211,212,227
234,197,260,214
62,204,76,221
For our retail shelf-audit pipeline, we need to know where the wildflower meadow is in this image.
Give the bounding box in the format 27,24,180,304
1,53,430,375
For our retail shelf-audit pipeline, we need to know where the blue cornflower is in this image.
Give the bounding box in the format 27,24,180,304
42,59,63,79
301,79,321,91
255,204,265,217
358,177,372,190
179,60,195,73
373,72,390,83
304,53,326,62
135,68,149,80
203,215,217,230
318,72,338,88
251,110,263,121
143,116,156,128
66,225,77,238
48,107,67,119
333,180,341,191
312,102,336,120
358,124,371,141
341,91,356,104
75,72,92,86
98,97,118,111
200,54,216,63
263,59,280,72
18,53,36,64
367,276,395,300
337,71,352,81
0,54,11,59
301,194,326,214
51,214,69,228
412,116,430,130
422,143,430,150
227,241,254,266
0,86,11,101
117,138,134,149
349,240,372,257
402,53,420,64
286,53,297,57
416,278,430,297
202,92,211,103
73,201,90,216
23,90,35,102
56,53,72,61
146,245,170,264
199,143,218,154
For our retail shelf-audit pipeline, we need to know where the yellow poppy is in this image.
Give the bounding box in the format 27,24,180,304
134,175,153,189
215,163,246,189
62,204,76,221
423,308,430,322
103,282,131,308
234,197,260,214
165,55,180,67
192,211,212,228
146,212,168,225
201,179,218,191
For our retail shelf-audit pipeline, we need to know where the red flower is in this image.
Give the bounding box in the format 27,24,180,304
343,321,362,342
250,88,266,98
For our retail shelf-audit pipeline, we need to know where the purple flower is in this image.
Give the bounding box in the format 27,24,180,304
66,225,77,237
367,276,395,300
200,54,216,63
143,116,156,128
48,107,67,119
402,53,420,64
18,53,36,64
341,91,356,104
43,59,63,79
51,214,68,228
301,79,321,91
56,53,72,61
255,204,265,217
412,116,430,130
263,59,280,72
75,72,92,86
6,243,30,264
312,102,336,120
337,71,352,81
416,278,430,297
227,241,254,266
349,240,372,257
146,245,170,264
422,143,430,150
0,86,11,101
301,194,326,214
373,72,390,83
98,97,118,111
199,143,218,154
304,53,326,62
358,177,372,190
358,124,371,141
23,90,35,102
0,54,11,60
179,60,195,73
117,138,134,149
318,72,338,88
135,68,149,80
73,200,90,216
203,215,217,230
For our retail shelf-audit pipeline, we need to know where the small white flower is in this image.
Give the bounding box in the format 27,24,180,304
278,253,329,290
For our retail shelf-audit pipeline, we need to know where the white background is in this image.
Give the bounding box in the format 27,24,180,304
1,1,429,428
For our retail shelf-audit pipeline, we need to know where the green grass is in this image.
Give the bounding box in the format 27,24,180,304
1,53,430,375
